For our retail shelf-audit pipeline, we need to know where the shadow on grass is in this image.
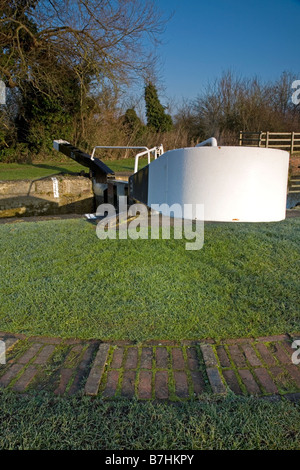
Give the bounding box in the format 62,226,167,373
30,163,81,174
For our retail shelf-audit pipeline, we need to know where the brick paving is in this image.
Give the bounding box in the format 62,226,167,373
0,332,300,401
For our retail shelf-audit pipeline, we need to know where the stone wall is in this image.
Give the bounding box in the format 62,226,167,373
0,175,94,218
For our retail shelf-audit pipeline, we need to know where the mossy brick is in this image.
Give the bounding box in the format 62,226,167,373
121,370,136,398
216,346,231,368
285,365,300,388
186,347,201,370
17,343,43,364
156,348,169,369
110,347,124,369
254,368,278,394
138,370,152,399
28,336,63,345
223,370,243,395
241,344,262,367
269,343,291,364
200,344,218,367
4,338,19,352
84,343,110,396
173,371,189,398
206,368,226,394
255,343,277,366
0,364,24,387
172,348,185,370
103,370,119,398
238,369,261,395
256,335,289,343
124,347,138,369
54,369,74,395
34,345,56,365
228,345,247,367
13,365,38,392
140,348,153,370
269,366,296,392
190,371,206,395
155,371,169,399
68,343,100,395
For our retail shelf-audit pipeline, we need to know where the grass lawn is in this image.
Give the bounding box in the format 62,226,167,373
0,158,148,180
0,390,299,450
0,212,299,451
0,217,299,342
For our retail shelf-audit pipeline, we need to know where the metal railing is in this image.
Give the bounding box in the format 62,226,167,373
91,145,164,173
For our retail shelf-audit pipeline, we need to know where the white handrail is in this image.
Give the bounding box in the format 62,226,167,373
134,145,164,173
91,145,149,161
134,149,150,173
90,144,165,174
195,137,218,147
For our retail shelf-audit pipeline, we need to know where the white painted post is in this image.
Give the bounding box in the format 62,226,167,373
266,131,269,148
0,340,6,364
0,80,6,105
291,132,295,154
239,131,243,146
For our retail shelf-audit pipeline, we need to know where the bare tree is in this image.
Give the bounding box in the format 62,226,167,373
177,70,300,145
0,0,166,96
0,0,167,156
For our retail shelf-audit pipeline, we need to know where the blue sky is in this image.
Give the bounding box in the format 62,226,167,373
151,0,300,104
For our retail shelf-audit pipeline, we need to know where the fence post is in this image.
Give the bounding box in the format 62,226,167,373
291,132,295,154
259,131,263,147
239,131,242,146
265,131,269,148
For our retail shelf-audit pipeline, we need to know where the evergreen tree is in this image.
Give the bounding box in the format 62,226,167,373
122,108,146,141
123,108,143,132
16,71,81,153
144,82,173,132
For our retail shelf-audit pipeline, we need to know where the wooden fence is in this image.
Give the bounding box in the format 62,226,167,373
239,131,300,154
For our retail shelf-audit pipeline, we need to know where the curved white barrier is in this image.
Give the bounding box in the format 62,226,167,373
147,146,289,222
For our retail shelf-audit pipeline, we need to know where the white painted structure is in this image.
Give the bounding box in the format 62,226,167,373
54,137,290,222
147,145,289,222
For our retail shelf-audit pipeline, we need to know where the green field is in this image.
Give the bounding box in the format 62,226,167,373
0,209,299,451
0,390,299,450
0,158,148,181
0,217,299,342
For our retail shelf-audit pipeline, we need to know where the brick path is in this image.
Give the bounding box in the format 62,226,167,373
0,332,300,401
